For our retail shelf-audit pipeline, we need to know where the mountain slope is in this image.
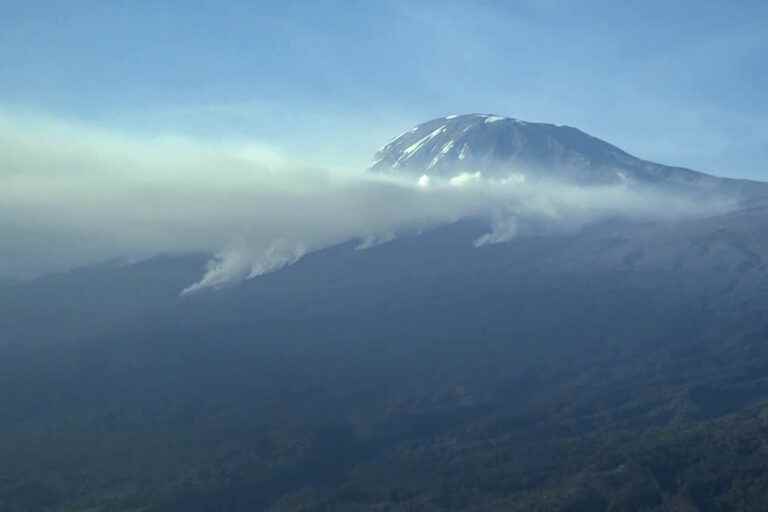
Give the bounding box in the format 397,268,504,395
4,207,768,510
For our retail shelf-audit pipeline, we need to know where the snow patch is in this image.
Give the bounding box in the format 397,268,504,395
384,126,420,148
484,116,506,124
429,140,455,168
395,126,447,167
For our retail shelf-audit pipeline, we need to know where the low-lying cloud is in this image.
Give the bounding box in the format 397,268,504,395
0,112,736,292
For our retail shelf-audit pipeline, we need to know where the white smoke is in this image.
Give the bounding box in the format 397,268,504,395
0,112,737,292
180,238,308,295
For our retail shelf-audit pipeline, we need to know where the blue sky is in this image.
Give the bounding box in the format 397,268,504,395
2,0,766,177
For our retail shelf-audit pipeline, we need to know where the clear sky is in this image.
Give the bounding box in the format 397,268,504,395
2,0,766,177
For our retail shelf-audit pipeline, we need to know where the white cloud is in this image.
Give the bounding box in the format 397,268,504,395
0,112,737,292
449,171,483,187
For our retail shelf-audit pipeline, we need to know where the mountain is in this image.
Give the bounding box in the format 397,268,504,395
370,113,765,196
4,119,768,510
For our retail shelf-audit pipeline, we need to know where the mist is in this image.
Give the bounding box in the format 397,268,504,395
0,112,735,292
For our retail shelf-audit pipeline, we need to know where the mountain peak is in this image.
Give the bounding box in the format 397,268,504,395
369,113,721,189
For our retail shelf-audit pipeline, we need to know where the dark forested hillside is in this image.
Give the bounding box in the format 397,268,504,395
3,208,768,511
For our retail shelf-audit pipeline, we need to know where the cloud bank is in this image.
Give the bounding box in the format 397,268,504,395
0,112,735,292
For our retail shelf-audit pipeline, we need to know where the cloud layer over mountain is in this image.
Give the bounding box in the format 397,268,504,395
0,112,735,292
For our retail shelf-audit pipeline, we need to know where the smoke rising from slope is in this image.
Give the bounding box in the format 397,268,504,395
0,113,736,292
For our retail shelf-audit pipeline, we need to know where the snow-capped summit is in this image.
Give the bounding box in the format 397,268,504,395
369,113,731,189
